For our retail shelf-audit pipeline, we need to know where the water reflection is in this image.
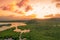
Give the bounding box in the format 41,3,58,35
0,22,27,27
0,22,27,31
0,22,30,40
11,22,27,27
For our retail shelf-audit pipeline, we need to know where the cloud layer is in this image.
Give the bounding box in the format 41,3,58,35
0,0,60,20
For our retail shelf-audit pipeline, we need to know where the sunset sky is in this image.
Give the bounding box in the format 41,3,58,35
0,0,60,20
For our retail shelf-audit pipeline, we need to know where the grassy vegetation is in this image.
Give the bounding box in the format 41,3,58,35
0,19,60,40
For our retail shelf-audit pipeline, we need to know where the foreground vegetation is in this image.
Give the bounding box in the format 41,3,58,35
0,18,60,40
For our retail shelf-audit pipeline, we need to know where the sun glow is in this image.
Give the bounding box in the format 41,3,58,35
1,0,60,19
25,2,59,19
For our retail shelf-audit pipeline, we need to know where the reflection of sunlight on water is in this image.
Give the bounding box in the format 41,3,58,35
11,22,27,27
0,22,29,40
14,29,30,33
0,22,27,31
0,22,27,27
12,22,28,33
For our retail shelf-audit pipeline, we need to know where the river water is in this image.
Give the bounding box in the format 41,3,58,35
0,22,27,40
0,22,27,26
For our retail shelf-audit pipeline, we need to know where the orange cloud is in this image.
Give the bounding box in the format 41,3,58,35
0,10,35,20
0,0,60,20
25,5,33,12
44,14,54,18
56,3,60,8
17,0,30,7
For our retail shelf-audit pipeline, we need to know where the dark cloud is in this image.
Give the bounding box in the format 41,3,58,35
56,3,60,8
52,0,60,3
25,5,33,12
55,0,60,2
17,0,29,7
0,15,35,21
